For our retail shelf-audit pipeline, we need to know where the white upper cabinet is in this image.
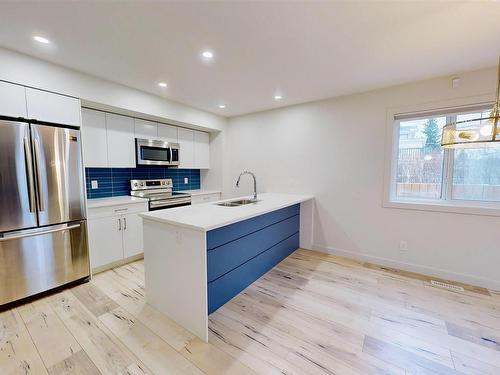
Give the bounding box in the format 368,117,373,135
134,118,157,140
106,113,135,167
194,130,210,169
178,128,194,168
157,124,178,143
81,108,108,167
25,87,81,127
0,81,27,118
79,107,210,169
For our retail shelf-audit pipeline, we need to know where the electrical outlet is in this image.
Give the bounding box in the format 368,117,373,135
399,240,409,252
184,177,188,184
91,180,98,189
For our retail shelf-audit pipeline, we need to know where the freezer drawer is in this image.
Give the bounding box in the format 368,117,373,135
0,220,90,306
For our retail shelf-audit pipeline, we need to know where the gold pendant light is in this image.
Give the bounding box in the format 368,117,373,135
441,56,500,149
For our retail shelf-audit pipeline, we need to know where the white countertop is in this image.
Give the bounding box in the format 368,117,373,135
181,189,222,196
140,193,313,231
87,195,149,209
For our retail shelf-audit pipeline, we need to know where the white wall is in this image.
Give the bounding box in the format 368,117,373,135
0,47,226,132
225,67,500,290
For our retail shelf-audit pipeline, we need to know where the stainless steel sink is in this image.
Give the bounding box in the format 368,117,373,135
215,201,241,207
215,199,259,207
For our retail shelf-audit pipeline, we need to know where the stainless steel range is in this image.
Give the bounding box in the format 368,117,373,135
130,179,191,211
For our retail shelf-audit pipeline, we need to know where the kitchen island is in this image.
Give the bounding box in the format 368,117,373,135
140,193,314,341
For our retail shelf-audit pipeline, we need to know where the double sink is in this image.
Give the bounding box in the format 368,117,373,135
215,198,259,207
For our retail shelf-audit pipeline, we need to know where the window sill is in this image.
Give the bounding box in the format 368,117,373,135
383,199,500,217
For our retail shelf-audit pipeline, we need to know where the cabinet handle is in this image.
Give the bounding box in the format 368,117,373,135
123,217,127,230
118,218,122,231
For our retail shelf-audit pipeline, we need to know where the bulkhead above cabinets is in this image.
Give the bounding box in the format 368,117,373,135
80,107,210,169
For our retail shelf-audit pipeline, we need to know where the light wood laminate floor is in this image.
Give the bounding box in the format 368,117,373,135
1,248,500,374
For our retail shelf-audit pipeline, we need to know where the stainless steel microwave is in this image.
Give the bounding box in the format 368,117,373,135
135,138,180,166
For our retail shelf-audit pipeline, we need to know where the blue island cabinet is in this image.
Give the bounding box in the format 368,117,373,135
206,204,300,313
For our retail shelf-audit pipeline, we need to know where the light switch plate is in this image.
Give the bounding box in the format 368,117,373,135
184,177,188,184
91,180,98,189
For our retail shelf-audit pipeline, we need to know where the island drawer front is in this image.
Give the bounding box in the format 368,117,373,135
206,204,300,250
208,232,299,314
207,214,299,282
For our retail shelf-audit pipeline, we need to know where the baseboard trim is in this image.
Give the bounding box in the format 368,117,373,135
91,253,144,276
312,245,500,291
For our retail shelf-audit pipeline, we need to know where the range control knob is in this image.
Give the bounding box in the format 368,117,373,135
133,182,138,187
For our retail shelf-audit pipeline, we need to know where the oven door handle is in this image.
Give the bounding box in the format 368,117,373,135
149,198,191,208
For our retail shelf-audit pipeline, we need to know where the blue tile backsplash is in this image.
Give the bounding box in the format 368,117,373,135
85,167,201,199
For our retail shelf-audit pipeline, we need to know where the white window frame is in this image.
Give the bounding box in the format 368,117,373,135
383,95,500,217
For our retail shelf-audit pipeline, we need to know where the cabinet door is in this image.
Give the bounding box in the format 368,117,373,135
122,213,143,258
134,118,157,140
0,81,27,118
26,88,81,127
178,128,194,168
88,216,123,269
194,131,210,169
81,108,108,167
157,124,178,143
106,113,135,167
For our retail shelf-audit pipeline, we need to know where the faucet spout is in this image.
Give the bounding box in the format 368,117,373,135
235,171,257,200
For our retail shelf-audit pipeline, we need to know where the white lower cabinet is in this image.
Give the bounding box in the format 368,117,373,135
88,216,123,269
87,201,147,272
122,212,144,258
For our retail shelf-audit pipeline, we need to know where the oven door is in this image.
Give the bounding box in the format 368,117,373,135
136,138,171,166
149,196,191,211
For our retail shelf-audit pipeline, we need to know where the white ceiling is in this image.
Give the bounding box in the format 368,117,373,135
0,1,499,117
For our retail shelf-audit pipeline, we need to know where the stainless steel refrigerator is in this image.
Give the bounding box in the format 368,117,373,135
0,119,90,306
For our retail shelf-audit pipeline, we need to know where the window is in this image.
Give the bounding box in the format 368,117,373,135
390,105,500,209
396,116,446,199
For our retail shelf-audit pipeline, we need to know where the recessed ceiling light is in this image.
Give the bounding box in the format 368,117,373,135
274,95,283,101
202,51,214,59
158,82,167,88
218,104,226,109
33,35,50,44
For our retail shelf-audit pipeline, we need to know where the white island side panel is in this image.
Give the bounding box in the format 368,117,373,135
143,219,208,342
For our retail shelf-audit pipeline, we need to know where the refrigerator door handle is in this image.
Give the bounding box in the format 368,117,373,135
33,137,45,212
23,136,36,213
0,223,81,242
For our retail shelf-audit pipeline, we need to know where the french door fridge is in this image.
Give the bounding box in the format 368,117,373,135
0,119,90,306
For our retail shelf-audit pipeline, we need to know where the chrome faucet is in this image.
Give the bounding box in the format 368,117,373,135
236,171,257,201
